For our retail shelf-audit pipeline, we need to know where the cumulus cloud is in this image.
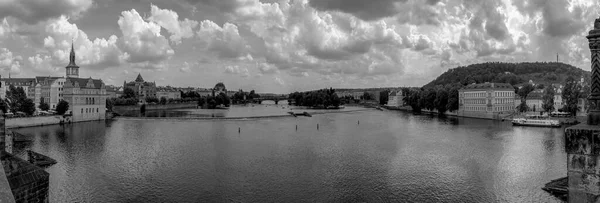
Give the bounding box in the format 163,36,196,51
148,4,199,44
197,20,248,59
512,0,586,38
224,65,250,77
118,8,175,63
0,48,21,75
308,0,405,21
0,0,93,24
42,16,124,69
258,62,279,74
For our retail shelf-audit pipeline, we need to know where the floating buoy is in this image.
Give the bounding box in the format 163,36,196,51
238,127,240,133
296,125,298,131
317,124,319,130
358,120,360,125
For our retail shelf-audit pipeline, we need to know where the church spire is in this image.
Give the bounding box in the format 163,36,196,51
66,40,79,78
69,40,76,66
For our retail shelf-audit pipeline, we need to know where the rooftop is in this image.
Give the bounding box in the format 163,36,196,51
460,82,514,91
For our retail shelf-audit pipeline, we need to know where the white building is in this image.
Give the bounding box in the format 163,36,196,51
386,90,405,107
458,82,515,119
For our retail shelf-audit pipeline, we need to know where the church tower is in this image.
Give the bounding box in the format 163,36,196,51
66,42,79,78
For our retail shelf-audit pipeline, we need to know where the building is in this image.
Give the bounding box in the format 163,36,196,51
123,74,157,102
213,82,227,96
525,90,544,112
1,78,39,102
62,43,107,122
386,90,405,107
197,88,212,97
458,82,515,119
37,76,66,109
156,86,181,100
105,85,120,98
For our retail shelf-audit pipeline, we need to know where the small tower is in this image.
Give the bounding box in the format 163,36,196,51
65,42,79,78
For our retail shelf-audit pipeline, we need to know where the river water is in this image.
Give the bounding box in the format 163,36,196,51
12,106,566,202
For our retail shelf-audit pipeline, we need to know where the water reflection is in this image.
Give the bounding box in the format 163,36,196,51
12,109,566,202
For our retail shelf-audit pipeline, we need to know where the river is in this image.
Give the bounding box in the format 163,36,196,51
11,106,566,202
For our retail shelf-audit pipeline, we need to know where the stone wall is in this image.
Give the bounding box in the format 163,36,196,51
1,153,49,203
6,116,64,129
112,103,197,115
565,125,600,202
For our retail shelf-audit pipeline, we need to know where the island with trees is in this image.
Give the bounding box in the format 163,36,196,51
288,88,342,109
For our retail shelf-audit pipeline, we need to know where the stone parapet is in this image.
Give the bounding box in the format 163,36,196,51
565,124,600,202
1,152,49,203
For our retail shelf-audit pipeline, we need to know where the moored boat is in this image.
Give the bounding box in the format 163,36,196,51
512,115,561,127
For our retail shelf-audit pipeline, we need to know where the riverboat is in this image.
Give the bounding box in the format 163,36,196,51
512,115,561,127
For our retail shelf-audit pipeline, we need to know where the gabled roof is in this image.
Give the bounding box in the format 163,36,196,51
135,73,144,82
1,78,37,86
389,91,397,96
65,77,104,89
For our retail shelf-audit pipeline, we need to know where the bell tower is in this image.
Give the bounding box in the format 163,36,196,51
65,42,79,78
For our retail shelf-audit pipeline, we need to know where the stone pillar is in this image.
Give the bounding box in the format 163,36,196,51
0,110,5,153
588,18,600,125
566,17,600,202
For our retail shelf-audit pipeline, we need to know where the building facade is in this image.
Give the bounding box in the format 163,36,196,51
37,77,66,109
458,83,515,119
386,90,405,107
157,87,181,100
62,43,107,122
124,74,157,102
213,82,227,96
525,90,544,112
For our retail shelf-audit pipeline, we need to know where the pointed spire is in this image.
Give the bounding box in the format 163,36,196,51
69,39,76,66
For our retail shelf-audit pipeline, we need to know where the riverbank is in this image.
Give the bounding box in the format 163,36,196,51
112,103,197,115
117,108,371,121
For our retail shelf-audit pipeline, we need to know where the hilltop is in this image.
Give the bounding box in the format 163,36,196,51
423,62,590,88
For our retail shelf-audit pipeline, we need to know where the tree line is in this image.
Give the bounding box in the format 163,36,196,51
288,88,341,108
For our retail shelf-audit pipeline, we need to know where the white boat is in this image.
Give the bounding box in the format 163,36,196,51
512,115,561,127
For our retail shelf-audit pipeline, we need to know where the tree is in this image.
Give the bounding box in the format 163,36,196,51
56,100,69,115
517,100,529,112
39,97,50,111
446,85,461,112
542,85,555,112
21,99,35,115
562,76,582,116
517,83,535,99
435,88,448,113
122,87,136,99
379,90,390,105
160,97,167,105
6,85,27,113
106,98,114,112
361,92,373,100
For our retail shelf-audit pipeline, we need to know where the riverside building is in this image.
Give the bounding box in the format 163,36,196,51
458,82,515,119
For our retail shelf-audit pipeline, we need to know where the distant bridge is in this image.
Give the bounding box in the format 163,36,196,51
252,94,288,104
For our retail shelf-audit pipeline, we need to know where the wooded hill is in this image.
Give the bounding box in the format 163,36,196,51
423,62,590,88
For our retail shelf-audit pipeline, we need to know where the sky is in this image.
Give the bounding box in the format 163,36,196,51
0,0,598,93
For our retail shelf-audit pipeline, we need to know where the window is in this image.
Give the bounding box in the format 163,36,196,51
81,109,83,114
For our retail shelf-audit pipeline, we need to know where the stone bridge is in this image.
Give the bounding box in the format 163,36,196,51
252,94,288,104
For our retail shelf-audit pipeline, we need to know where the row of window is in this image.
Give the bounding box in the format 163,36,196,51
464,92,487,98
81,108,99,114
494,98,513,104
464,106,487,111
494,106,513,112
494,91,513,97
463,99,487,104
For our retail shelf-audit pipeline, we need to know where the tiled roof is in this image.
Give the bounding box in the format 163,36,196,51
65,77,103,89
460,82,513,91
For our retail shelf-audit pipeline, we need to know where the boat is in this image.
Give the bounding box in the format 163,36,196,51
512,115,561,127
